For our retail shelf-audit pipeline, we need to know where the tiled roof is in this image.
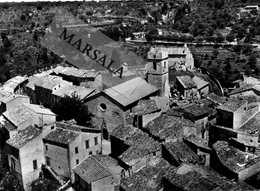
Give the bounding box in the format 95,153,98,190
53,66,97,78
0,90,12,102
164,163,254,191
238,110,260,134
120,159,175,191
1,94,29,104
43,128,80,145
73,155,112,183
213,141,260,173
192,76,208,90
3,104,36,127
56,121,100,133
110,124,138,141
144,113,196,141
204,93,226,105
182,104,210,118
6,125,41,149
118,126,161,166
92,155,123,175
176,76,197,89
164,140,201,164
217,99,247,112
26,76,41,90
150,96,170,112
52,84,94,99
104,77,158,107
23,103,55,116
4,76,27,85
132,100,159,115
34,75,71,90
229,84,256,95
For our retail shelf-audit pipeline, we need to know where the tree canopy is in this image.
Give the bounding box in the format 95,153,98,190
51,94,94,127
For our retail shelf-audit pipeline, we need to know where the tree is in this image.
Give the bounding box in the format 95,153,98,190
1,171,24,191
31,178,59,191
51,94,94,127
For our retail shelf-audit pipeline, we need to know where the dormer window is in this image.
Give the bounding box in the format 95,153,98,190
99,103,107,112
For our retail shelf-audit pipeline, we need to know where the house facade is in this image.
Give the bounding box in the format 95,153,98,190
6,126,45,190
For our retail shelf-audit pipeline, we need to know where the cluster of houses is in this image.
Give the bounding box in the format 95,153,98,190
1,45,260,190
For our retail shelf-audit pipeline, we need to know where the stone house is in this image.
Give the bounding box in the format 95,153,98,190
2,76,28,94
84,77,158,140
176,76,198,99
192,76,209,96
43,127,102,181
6,125,45,190
73,155,123,191
210,99,260,147
211,141,260,181
168,45,194,71
51,66,102,91
131,99,161,128
162,140,201,167
33,75,72,108
110,124,161,177
0,94,30,115
2,103,56,139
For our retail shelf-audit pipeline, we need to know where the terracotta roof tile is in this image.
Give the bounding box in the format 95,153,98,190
44,128,80,145
73,155,112,183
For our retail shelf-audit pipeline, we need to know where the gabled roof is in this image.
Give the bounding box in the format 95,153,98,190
121,159,175,191
238,110,260,135
52,85,94,100
182,104,210,118
23,103,56,116
204,93,226,105
217,99,247,112
6,125,41,149
144,113,196,141
43,128,80,145
3,104,37,127
164,140,201,164
192,76,209,90
73,155,112,183
34,75,71,90
164,163,254,191
176,76,197,89
1,94,29,104
104,77,158,107
53,66,97,78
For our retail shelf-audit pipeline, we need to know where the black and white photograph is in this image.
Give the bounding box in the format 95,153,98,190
0,0,260,190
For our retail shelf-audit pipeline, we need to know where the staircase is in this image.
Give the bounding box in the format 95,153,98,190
45,165,65,185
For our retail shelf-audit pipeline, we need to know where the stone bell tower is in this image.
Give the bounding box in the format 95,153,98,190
146,47,170,99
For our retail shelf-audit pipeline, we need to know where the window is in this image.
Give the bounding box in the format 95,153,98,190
33,160,37,170
89,151,92,155
85,140,89,149
94,137,98,145
51,126,54,130
75,147,78,154
45,145,48,151
99,103,107,111
153,62,157,70
46,157,50,166
11,158,15,170
76,159,79,165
